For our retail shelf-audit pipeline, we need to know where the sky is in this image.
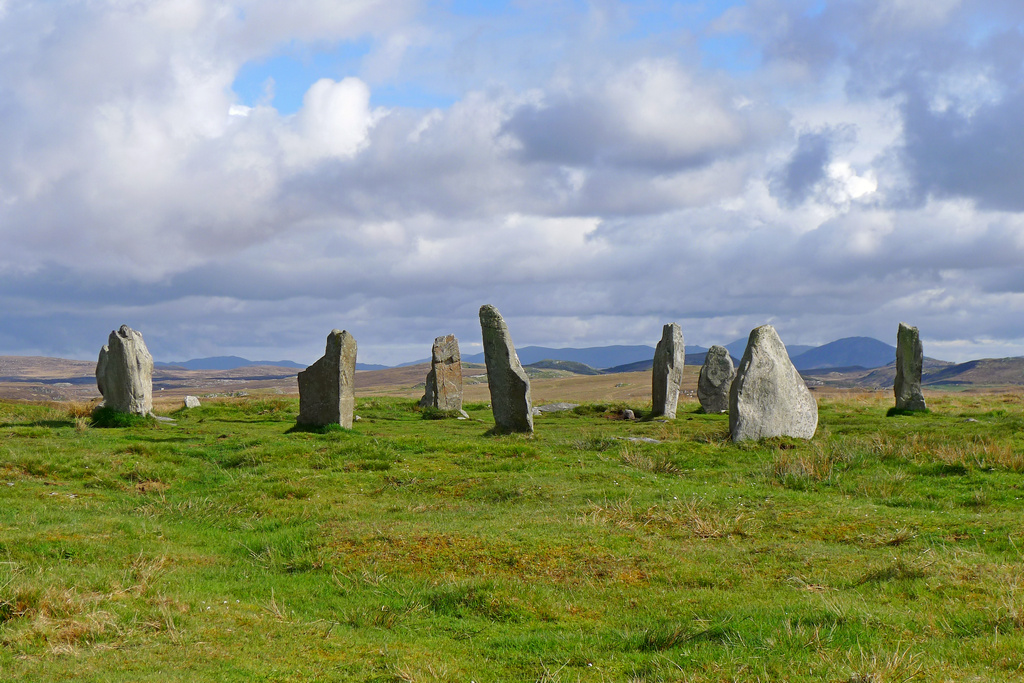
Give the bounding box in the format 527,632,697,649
2,0,1024,365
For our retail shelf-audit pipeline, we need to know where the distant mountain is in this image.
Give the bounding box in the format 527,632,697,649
602,351,719,374
156,356,387,372
525,360,603,375
461,344,713,371
459,344,663,369
725,338,815,359
790,337,897,371
851,357,1004,389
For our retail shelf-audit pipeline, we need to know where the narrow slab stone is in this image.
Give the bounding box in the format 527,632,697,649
183,395,201,409
651,323,684,418
479,305,533,434
697,345,735,414
729,325,817,441
894,322,926,411
96,325,153,416
297,329,357,428
419,334,463,411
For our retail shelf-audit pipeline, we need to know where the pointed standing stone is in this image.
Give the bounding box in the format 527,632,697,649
479,305,533,434
651,323,684,418
729,325,817,441
297,330,357,428
698,345,735,414
96,325,153,416
894,322,926,411
419,334,464,411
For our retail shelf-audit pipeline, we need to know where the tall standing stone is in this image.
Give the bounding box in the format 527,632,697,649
651,323,684,418
297,330,357,428
419,334,464,411
697,345,735,414
96,325,153,416
729,325,817,441
479,305,533,434
894,322,926,412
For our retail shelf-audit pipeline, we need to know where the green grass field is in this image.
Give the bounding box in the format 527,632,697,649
2,393,1023,681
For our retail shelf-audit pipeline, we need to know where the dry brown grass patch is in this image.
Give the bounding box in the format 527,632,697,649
581,497,751,539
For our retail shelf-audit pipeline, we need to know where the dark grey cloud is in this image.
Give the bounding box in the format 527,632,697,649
899,86,1024,211
770,127,856,206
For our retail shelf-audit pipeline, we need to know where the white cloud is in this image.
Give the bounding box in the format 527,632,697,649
1,0,1024,365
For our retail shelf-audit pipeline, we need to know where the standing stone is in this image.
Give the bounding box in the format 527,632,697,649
297,330,357,428
183,395,201,409
479,305,533,434
729,325,817,441
651,323,684,419
697,345,735,414
96,325,153,416
419,334,464,411
894,322,927,411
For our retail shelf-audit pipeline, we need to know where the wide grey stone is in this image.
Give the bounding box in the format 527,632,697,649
729,325,817,441
894,322,926,411
419,334,463,411
479,305,533,434
651,323,684,418
183,395,201,409
96,325,153,416
297,329,357,428
697,345,735,414
534,402,579,413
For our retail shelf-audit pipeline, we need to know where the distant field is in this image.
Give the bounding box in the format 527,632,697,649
2,391,1024,680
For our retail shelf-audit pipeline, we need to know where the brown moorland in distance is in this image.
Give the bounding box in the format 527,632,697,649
3,353,1024,411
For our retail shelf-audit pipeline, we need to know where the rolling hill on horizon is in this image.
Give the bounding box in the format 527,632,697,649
153,336,923,375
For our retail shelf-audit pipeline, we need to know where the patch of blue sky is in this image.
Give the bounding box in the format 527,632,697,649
371,84,458,110
804,0,826,18
700,34,761,72
232,39,373,115
431,0,516,16
618,0,747,38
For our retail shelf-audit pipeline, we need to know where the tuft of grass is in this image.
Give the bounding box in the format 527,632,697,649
620,445,680,475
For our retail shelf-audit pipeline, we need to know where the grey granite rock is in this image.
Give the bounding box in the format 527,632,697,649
535,402,579,413
651,323,684,418
894,322,927,411
419,334,463,411
183,395,201,409
479,305,533,434
297,329,357,428
697,345,735,414
729,325,817,441
96,325,153,416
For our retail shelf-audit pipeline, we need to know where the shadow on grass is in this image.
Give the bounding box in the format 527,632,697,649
6,420,76,429
285,422,352,435
886,407,931,417
91,407,156,429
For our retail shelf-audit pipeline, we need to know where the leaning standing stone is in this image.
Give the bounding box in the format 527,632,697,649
698,345,735,414
479,305,533,434
651,323,684,418
297,330,357,428
96,325,153,416
729,325,817,441
894,322,927,411
419,334,464,411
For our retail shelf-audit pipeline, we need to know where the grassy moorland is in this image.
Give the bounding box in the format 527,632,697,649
1,392,1023,681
